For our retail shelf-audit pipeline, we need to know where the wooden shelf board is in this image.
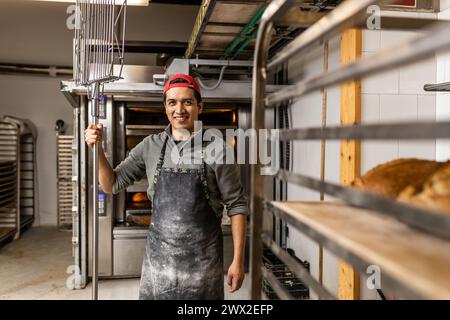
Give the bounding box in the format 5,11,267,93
270,201,450,299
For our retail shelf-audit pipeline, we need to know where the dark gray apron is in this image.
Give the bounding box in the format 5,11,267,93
139,136,224,300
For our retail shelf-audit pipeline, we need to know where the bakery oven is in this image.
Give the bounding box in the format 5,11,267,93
73,94,250,282
62,95,251,295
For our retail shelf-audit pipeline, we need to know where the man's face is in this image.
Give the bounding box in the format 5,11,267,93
164,86,203,132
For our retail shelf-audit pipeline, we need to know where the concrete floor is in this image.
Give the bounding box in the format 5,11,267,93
0,227,251,300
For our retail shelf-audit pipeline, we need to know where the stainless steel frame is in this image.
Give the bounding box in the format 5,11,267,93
57,135,74,228
262,234,334,300
266,22,450,106
0,122,20,242
87,96,115,278
250,0,450,300
0,117,37,244
277,121,450,140
275,169,450,240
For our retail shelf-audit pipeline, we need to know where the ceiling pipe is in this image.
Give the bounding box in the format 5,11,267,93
0,62,73,78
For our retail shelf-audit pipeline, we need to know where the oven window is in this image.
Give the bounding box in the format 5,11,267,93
125,191,152,226
126,107,168,126
126,106,237,128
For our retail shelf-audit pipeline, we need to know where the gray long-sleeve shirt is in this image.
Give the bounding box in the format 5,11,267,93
112,123,249,217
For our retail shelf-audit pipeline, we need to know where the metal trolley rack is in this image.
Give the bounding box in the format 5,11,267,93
0,122,20,243
250,0,450,300
0,117,37,244
57,134,74,228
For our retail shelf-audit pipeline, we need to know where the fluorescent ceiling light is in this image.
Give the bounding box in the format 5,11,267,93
29,0,149,6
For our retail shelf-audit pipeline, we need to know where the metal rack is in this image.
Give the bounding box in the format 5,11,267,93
250,0,450,300
0,122,20,243
0,117,37,244
19,133,36,230
57,135,74,228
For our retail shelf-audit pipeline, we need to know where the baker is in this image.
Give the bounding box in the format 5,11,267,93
84,74,248,300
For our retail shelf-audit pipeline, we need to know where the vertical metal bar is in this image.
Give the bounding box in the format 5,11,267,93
82,0,86,83
110,0,116,76
102,0,108,78
93,0,96,80
76,0,79,83
79,0,83,83
82,0,87,84
100,0,104,79
90,82,99,300
80,99,88,288
318,41,328,287
104,0,109,78
103,0,108,79
98,0,102,80
74,1,79,83
102,0,107,79
85,0,91,83
94,0,100,81
79,0,84,83
85,0,89,83
91,0,94,81
319,41,328,201
110,0,114,76
250,0,294,300
119,0,127,77
250,16,274,302
98,0,103,80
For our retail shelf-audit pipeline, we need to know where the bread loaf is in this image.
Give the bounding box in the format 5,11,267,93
351,158,444,198
132,192,148,203
398,162,450,215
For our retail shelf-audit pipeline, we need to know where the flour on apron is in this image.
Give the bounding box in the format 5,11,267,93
139,136,224,300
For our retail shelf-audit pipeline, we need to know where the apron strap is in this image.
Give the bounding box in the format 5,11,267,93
152,135,169,190
199,146,210,200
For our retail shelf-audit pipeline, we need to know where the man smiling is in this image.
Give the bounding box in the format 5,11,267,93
84,74,248,300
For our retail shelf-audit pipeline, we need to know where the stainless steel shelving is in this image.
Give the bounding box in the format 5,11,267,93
0,122,20,242
250,0,450,300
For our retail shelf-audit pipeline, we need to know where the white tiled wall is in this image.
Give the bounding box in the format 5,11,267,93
284,20,439,299
285,38,342,298
361,28,436,169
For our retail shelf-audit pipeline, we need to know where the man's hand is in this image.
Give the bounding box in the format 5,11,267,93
85,123,103,149
226,261,245,293
84,123,115,193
